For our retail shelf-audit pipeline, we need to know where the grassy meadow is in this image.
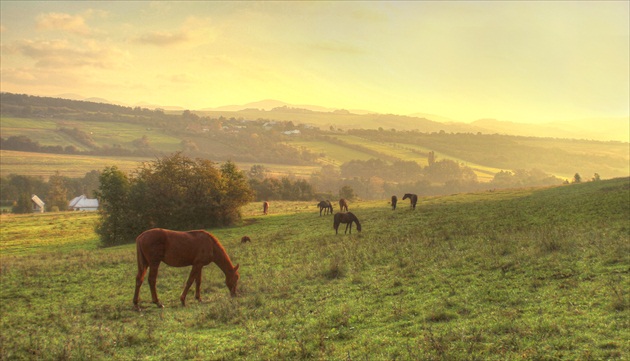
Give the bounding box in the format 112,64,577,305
1,178,628,360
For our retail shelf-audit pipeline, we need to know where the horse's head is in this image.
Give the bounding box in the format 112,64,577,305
226,264,240,297
402,194,410,200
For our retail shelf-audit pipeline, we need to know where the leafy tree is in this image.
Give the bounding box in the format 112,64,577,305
573,173,582,183
339,185,356,200
248,165,268,181
95,153,254,246
593,173,601,181
95,166,136,246
12,193,32,214
47,171,68,211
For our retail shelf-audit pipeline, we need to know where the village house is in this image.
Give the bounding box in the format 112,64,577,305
68,195,99,211
31,195,45,213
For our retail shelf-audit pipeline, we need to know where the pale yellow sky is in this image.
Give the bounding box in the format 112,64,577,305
1,1,628,123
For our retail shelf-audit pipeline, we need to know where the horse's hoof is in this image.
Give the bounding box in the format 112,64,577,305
134,304,142,312
154,302,164,308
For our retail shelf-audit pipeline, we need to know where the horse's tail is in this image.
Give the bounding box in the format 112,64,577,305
136,232,149,273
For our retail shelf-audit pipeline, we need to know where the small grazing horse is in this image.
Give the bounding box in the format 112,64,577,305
133,228,240,310
333,212,362,234
391,195,398,210
241,236,251,243
402,193,418,210
263,201,269,215
339,198,349,212
317,200,334,216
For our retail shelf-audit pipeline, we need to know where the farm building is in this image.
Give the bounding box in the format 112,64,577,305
68,195,99,211
31,194,45,213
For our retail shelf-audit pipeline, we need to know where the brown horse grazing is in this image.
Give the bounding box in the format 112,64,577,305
317,200,333,216
241,236,251,243
263,201,269,215
333,212,362,234
402,193,418,210
391,195,398,210
339,198,349,212
133,228,240,310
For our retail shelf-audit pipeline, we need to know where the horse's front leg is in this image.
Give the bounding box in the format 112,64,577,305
194,267,203,302
181,265,202,306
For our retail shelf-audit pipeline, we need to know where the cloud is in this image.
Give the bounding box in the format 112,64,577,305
1,68,37,82
133,30,190,46
132,16,218,48
6,39,125,69
36,12,92,36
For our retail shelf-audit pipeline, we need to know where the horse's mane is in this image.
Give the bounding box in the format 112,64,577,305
194,230,235,270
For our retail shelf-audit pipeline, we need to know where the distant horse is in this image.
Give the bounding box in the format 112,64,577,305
402,193,418,210
391,195,398,210
241,236,251,243
318,200,333,216
339,198,349,212
333,212,362,234
133,228,240,310
263,201,269,215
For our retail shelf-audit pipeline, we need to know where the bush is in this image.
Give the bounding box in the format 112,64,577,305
95,152,254,246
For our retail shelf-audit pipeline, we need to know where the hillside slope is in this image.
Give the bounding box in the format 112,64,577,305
1,178,628,360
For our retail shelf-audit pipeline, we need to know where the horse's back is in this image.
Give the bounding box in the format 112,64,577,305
137,228,213,267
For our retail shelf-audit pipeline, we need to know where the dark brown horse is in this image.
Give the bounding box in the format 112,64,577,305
402,193,418,210
263,201,269,215
333,212,362,234
133,228,240,310
317,200,333,216
391,195,398,210
339,198,349,212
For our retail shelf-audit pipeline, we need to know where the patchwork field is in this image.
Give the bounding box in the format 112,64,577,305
1,178,628,360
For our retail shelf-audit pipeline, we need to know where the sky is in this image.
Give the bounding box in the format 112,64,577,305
1,1,628,123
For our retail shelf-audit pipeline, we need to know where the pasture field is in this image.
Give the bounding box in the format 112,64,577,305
1,178,628,360
332,135,503,182
1,116,183,152
0,150,320,181
285,140,377,166
0,150,148,179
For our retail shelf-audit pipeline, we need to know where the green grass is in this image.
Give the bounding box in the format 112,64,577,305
0,150,148,179
0,150,322,181
334,135,504,181
1,116,183,151
287,140,377,166
1,178,628,360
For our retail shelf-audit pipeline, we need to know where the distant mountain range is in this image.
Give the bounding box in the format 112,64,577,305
54,93,628,142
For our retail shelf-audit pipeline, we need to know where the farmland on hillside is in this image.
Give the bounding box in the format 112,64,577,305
2,94,628,188
1,178,628,360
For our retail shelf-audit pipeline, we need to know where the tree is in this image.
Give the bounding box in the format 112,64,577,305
339,185,356,200
95,166,136,246
593,173,601,181
573,173,582,183
95,153,254,246
12,193,32,214
248,165,268,181
47,171,68,211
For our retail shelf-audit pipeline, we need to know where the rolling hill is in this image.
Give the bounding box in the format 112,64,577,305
1,92,628,186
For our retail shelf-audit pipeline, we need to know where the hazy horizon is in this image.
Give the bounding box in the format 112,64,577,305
1,1,628,124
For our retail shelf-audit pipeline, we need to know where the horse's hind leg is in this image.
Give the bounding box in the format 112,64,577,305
133,265,148,310
180,265,202,306
148,264,163,308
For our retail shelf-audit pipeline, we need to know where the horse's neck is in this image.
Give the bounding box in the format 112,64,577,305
212,243,235,275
